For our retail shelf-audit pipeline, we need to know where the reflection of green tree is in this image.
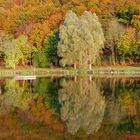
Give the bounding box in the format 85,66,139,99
0,79,31,115
33,78,60,113
59,77,106,135
100,78,140,140
118,79,140,133
119,79,140,97
118,118,135,131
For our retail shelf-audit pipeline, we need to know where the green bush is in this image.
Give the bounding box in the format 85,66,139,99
33,51,51,68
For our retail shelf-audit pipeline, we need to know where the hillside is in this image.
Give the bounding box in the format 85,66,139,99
0,0,140,68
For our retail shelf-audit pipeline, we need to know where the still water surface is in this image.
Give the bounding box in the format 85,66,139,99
0,76,140,140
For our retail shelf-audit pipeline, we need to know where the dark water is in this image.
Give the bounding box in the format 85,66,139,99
0,76,140,140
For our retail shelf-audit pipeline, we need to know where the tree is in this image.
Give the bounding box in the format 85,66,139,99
58,10,104,69
5,42,23,69
44,30,60,66
59,77,106,134
106,20,125,65
117,27,140,64
33,78,60,113
0,79,30,115
116,7,139,25
118,27,137,64
12,35,32,66
118,33,133,63
0,40,23,69
132,15,140,28
63,0,86,15
33,50,50,68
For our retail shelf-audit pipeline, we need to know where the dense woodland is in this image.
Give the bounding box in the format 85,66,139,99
0,0,140,69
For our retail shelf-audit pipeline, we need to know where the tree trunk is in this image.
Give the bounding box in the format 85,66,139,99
74,63,77,69
89,64,92,70
74,76,77,82
112,46,116,65
89,75,92,82
22,58,25,66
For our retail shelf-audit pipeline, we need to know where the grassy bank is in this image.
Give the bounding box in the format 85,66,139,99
0,66,140,77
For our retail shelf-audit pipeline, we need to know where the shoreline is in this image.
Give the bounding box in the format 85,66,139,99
0,66,140,77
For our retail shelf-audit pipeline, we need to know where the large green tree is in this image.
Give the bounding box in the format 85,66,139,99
57,11,105,69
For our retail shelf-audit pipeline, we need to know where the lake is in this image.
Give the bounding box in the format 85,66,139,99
0,76,140,140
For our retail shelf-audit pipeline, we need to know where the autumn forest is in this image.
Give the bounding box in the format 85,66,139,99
0,0,140,69
0,1,140,140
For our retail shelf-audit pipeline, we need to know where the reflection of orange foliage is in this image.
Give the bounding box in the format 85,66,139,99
127,103,137,117
0,96,65,139
0,115,21,138
30,96,65,132
0,113,64,140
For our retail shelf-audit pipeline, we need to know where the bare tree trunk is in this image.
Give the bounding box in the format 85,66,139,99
115,47,118,64
74,76,77,82
89,64,92,70
74,63,77,69
22,58,25,66
89,75,92,82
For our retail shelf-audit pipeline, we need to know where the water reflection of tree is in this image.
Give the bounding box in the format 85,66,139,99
59,77,106,135
99,78,140,140
118,79,140,132
33,77,60,113
0,79,31,115
102,78,140,122
0,78,65,140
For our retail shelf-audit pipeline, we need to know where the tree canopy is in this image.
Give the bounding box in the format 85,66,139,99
58,11,105,69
